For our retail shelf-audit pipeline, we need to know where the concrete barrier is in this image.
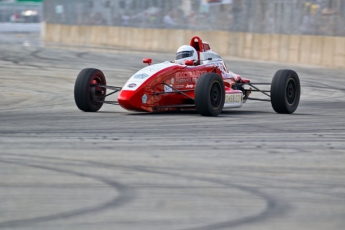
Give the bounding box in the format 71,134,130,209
44,23,345,69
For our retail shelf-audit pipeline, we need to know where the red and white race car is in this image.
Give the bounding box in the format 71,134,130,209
74,36,300,116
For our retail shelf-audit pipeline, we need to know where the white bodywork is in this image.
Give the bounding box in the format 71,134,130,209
122,62,177,91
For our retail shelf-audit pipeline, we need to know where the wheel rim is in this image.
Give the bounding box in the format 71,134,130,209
210,81,222,109
90,74,105,103
286,78,296,105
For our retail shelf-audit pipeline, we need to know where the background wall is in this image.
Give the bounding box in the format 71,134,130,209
44,23,345,68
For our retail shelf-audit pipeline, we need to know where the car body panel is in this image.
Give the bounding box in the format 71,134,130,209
117,35,247,113
118,61,240,112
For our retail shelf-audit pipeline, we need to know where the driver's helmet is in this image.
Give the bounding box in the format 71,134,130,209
175,45,198,64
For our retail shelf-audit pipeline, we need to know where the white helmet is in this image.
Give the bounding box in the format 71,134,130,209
175,45,198,64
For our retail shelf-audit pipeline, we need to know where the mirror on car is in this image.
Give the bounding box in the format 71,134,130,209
184,60,194,66
143,58,152,65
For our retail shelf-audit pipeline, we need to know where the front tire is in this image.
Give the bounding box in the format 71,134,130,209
195,73,225,116
74,68,106,112
271,69,300,114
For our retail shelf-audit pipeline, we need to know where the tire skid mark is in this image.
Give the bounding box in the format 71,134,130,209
0,156,136,228
89,161,287,230
1,153,288,230
30,48,62,62
0,55,45,70
0,56,23,65
75,51,89,58
2,153,345,200
0,101,71,113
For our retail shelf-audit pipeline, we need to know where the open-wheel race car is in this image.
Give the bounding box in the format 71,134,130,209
74,36,300,116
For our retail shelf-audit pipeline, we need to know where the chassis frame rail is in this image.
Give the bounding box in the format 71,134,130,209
237,82,272,102
93,80,273,107
93,84,122,104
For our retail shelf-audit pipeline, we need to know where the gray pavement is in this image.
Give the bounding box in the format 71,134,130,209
0,23,40,33
0,34,345,230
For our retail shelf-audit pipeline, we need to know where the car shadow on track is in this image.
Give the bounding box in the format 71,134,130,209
98,109,310,116
124,110,274,116
97,111,126,114
223,110,312,116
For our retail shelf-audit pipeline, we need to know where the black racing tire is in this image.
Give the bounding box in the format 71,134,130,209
74,68,106,112
195,73,225,116
271,69,300,114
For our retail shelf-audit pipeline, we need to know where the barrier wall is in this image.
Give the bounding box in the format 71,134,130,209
43,23,345,69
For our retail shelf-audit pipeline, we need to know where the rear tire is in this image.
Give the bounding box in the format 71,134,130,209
271,69,300,114
74,68,106,112
195,73,225,116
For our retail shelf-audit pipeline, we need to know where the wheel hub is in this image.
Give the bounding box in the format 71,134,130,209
210,82,221,108
90,77,105,102
286,79,296,105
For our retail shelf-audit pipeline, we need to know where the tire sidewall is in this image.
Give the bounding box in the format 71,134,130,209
195,73,225,116
74,68,106,112
271,69,300,114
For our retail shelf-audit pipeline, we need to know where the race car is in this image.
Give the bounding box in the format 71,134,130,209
74,36,300,116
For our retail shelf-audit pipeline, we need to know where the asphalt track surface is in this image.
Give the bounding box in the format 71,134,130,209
0,34,345,230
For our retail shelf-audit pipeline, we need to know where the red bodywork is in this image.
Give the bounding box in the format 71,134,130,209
118,36,248,112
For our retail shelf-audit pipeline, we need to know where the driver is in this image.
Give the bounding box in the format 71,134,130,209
174,45,198,65
173,45,243,82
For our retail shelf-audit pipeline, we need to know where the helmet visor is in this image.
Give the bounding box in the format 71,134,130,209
176,50,194,60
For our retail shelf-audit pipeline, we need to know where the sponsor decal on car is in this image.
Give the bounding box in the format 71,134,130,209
142,94,147,104
176,71,207,79
186,84,194,89
225,94,242,103
223,93,243,109
164,85,173,93
127,83,137,88
133,73,149,79
176,77,196,84
175,71,207,84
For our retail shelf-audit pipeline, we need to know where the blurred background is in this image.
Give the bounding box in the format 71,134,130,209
1,1,345,230
0,0,41,33
0,0,344,70
1,0,345,35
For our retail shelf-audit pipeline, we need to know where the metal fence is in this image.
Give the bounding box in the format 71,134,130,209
43,0,345,36
0,2,42,23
